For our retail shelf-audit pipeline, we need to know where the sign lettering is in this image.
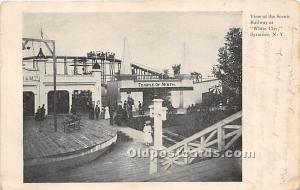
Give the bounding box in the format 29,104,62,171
137,82,176,88
23,75,40,82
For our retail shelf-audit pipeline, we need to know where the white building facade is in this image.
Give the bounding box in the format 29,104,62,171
23,59,102,116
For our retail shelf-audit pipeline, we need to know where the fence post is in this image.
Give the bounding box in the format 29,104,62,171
218,126,224,151
200,136,205,146
184,143,188,164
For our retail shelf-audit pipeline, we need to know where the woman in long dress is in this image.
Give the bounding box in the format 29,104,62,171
104,106,110,120
143,120,153,146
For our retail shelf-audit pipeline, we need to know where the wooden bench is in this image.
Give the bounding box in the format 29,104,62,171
63,116,82,133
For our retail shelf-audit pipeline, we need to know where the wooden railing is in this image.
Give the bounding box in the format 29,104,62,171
158,111,242,170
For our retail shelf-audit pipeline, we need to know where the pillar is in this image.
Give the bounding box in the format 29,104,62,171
92,68,102,107
218,127,225,151
64,57,68,75
44,61,47,74
42,92,48,115
69,90,73,113
149,151,158,174
74,58,78,75
103,61,106,82
149,99,167,174
151,99,166,150
179,90,184,108
34,93,39,113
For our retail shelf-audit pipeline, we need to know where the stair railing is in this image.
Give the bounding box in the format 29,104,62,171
158,111,242,170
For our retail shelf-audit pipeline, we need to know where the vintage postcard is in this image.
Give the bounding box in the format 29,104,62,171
0,1,299,190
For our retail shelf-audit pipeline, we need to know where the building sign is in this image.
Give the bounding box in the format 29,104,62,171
23,70,40,82
137,82,177,88
23,75,40,82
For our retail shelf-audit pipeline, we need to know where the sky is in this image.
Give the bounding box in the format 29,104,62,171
23,12,241,77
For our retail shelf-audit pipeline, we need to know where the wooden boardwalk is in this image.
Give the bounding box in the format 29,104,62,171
34,141,151,182
24,116,241,182
142,157,242,182
31,130,241,182
24,115,117,160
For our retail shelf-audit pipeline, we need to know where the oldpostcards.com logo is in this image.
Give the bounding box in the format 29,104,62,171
127,147,255,160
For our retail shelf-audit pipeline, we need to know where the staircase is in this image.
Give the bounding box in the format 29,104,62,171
158,111,242,171
163,130,185,147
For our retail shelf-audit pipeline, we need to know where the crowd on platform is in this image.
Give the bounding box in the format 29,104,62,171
34,99,155,146
186,104,198,113
114,97,146,126
82,96,146,126
34,96,151,129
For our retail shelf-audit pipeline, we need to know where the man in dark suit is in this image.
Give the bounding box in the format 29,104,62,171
95,105,100,120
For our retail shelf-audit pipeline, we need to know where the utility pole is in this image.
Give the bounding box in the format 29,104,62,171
52,42,57,131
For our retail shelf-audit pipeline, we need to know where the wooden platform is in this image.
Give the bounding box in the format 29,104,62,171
35,141,149,182
24,115,117,160
143,157,242,182
29,139,241,182
24,115,241,182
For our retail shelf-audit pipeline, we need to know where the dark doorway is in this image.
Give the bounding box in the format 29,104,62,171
142,88,170,108
48,91,69,114
72,90,92,113
23,92,35,116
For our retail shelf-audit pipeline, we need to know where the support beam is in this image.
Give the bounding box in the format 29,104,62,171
43,42,54,55
23,38,55,43
52,42,57,131
69,90,73,113
64,57,68,75
73,58,78,75
217,127,224,151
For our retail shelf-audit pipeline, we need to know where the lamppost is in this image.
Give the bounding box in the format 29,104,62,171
149,99,167,174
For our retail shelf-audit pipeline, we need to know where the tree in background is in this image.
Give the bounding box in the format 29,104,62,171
213,28,242,110
172,64,181,76
162,69,169,79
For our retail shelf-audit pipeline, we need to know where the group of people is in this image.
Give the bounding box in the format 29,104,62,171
114,97,140,126
85,101,114,124
187,104,197,113
33,100,154,146
88,97,146,126
86,102,101,120
186,103,203,113
35,104,46,121
34,97,146,126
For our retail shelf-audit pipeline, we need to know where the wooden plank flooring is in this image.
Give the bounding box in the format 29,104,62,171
24,116,241,182
34,143,241,182
36,141,151,182
31,130,241,182
143,157,242,182
24,115,117,160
